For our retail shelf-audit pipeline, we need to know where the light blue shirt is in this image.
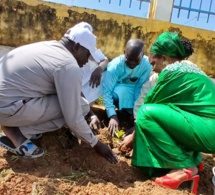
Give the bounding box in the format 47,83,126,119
102,55,152,117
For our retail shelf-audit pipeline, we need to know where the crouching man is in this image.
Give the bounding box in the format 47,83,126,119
0,26,117,164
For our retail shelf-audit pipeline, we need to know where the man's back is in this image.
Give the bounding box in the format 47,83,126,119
0,40,79,106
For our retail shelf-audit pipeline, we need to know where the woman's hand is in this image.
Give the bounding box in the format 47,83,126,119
119,132,135,152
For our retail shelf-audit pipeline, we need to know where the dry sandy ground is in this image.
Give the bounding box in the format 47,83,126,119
0,106,214,195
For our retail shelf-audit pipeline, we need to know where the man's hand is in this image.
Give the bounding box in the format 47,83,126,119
89,115,101,134
89,66,103,88
108,115,119,137
119,131,134,153
94,140,118,164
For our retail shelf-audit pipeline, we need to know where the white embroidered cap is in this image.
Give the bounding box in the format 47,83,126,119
64,26,100,62
74,21,93,32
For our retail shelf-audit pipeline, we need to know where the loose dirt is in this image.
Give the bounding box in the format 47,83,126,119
0,106,214,195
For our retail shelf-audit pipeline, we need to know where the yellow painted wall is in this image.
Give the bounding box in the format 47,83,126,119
1,0,215,75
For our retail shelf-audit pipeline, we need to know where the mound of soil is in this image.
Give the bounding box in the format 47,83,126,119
0,106,214,195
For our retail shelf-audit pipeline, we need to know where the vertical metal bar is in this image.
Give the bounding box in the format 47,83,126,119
197,0,203,20
187,0,192,19
129,0,132,8
209,0,213,12
139,0,142,10
98,0,101,2
177,0,183,18
109,0,111,4
119,0,122,6
207,0,213,22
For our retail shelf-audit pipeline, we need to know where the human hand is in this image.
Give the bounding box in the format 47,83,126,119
89,115,101,134
89,66,103,88
94,140,118,164
119,132,134,153
108,115,119,137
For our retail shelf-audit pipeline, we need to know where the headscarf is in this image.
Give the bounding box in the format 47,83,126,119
150,32,187,59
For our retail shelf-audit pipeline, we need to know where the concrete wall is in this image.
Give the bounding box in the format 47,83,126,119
1,0,215,75
149,0,174,22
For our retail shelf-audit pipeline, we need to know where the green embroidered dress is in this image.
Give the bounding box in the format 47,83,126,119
132,60,215,177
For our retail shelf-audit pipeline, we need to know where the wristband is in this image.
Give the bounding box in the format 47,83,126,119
90,115,97,120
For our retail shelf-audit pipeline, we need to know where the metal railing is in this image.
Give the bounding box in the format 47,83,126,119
43,0,215,31
174,0,215,22
98,0,150,9
96,0,151,18
171,0,215,30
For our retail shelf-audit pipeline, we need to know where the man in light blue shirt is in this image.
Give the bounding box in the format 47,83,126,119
102,39,151,135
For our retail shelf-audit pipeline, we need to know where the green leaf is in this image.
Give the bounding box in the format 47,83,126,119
114,130,125,139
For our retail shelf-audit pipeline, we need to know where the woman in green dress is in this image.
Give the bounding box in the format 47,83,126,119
120,32,215,194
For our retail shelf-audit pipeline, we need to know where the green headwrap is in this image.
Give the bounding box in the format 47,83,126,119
150,32,187,59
